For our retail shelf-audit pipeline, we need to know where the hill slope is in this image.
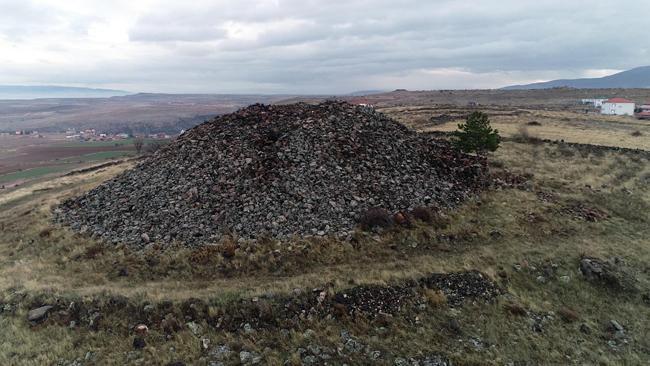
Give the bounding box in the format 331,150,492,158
0,85,130,99
503,66,650,90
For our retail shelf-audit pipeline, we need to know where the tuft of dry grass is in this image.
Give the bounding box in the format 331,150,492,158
423,289,447,307
558,307,580,323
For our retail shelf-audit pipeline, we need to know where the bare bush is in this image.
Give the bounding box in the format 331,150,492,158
513,125,542,144
133,137,145,154
411,206,434,223
145,140,164,154
358,208,393,231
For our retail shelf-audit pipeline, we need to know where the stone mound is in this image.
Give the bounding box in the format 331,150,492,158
56,101,488,247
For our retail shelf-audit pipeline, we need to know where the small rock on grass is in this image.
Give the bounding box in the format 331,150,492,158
27,305,53,322
186,321,202,335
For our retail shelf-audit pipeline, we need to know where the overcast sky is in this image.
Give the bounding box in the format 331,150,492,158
0,0,648,94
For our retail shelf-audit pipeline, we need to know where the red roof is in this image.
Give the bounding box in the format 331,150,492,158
605,98,634,103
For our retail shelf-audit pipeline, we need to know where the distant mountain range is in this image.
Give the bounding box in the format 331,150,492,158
0,85,130,99
503,66,650,90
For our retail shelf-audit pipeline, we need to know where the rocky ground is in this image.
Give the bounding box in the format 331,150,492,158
2,270,501,366
55,102,488,247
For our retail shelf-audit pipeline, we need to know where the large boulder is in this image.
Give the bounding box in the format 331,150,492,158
579,256,637,293
27,305,53,322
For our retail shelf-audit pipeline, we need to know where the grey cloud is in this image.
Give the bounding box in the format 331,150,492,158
1,0,649,93
129,25,227,42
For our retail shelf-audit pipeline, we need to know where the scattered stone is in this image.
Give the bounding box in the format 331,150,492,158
307,344,321,355
200,338,210,351
210,344,232,361
446,318,462,334
419,271,502,306
608,320,624,333
186,321,202,336
88,312,102,331
341,330,365,353
239,350,261,364
394,357,408,366
563,203,608,222
143,304,155,313
134,324,149,335
27,305,53,322
559,275,570,283
369,350,381,360
303,329,315,339
239,351,252,364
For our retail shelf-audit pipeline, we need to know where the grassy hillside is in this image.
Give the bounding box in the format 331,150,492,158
0,138,647,365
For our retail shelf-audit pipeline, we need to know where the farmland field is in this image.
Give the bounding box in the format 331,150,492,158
0,134,141,188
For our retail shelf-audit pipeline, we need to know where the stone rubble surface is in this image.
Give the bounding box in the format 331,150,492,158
56,101,488,247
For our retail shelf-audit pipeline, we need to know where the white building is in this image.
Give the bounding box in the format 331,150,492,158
601,98,635,116
581,98,607,107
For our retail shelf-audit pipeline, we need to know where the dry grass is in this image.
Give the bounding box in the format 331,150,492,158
381,106,650,150
0,140,648,365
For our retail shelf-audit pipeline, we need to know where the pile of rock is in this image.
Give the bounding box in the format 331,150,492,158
56,101,488,247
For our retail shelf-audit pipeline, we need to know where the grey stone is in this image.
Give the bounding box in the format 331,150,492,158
609,320,624,332
27,305,53,322
210,344,232,361
186,321,202,336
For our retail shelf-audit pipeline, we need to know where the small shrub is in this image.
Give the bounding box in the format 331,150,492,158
631,130,642,137
161,313,182,334
358,208,393,231
513,125,542,144
220,238,238,259
504,302,527,316
423,289,447,307
133,137,145,154
393,211,413,227
556,144,576,158
558,307,580,322
189,245,222,264
38,227,53,238
411,206,433,223
83,244,104,259
452,111,500,154
145,140,164,154
527,120,542,126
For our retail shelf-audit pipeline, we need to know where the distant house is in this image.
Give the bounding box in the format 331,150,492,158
601,98,635,116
